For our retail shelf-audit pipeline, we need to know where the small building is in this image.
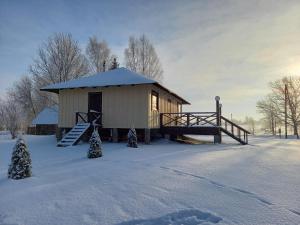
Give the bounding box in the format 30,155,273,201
29,106,58,135
41,68,190,145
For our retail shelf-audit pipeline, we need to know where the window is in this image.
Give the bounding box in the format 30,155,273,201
177,102,182,112
151,91,159,111
167,99,172,112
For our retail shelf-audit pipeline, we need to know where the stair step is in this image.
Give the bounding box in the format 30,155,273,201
57,123,90,147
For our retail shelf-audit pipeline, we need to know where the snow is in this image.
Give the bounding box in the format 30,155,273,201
31,106,58,125
0,135,300,225
41,68,156,91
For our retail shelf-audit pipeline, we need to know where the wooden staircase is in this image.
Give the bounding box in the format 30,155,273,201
220,116,249,145
57,123,90,147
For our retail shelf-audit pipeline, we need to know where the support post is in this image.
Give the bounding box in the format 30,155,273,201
285,84,288,139
160,113,163,128
214,131,222,144
112,128,118,143
214,96,222,144
144,129,151,144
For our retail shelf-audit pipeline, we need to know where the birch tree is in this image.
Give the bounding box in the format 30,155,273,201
124,35,163,81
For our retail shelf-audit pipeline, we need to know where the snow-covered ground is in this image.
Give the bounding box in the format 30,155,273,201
0,135,300,225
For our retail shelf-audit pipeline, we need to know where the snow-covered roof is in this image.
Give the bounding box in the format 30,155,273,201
41,68,190,104
41,68,155,91
31,106,58,125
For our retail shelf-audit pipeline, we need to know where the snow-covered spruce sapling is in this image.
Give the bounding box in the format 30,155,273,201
8,137,32,179
127,128,138,148
87,129,103,158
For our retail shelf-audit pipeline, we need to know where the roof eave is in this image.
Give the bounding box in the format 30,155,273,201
153,83,190,105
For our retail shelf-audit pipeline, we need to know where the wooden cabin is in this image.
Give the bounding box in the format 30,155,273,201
41,68,190,145
28,106,58,135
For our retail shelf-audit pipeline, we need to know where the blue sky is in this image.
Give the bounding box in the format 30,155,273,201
1,0,300,119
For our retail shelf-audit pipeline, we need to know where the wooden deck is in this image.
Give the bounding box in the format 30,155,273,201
160,112,250,145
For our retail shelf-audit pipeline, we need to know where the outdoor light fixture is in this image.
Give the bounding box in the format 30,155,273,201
215,96,220,101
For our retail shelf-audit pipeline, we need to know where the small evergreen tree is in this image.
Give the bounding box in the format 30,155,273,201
109,58,119,70
127,128,138,148
8,137,32,179
87,129,103,158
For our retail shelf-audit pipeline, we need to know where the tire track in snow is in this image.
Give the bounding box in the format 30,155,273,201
160,167,274,206
160,166,300,218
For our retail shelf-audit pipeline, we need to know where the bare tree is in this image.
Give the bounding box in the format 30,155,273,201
244,116,256,135
257,76,300,137
86,36,111,72
124,34,163,81
30,33,89,106
0,98,22,139
270,76,300,137
257,95,280,135
8,75,37,124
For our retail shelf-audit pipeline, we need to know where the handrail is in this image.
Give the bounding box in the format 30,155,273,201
221,116,251,134
160,112,217,128
75,111,102,126
162,112,216,115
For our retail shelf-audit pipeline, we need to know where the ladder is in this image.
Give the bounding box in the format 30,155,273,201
57,123,90,147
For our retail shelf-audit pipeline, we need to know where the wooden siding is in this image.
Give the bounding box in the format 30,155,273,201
58,84,184,129
59,89,88,128
148,84,183,128
58,85,148,128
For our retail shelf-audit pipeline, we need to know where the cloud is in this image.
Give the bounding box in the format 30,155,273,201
154,0,300,118
1,0,300,119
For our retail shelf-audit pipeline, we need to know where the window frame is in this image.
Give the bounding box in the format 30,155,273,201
167,99,172,112
177,102,182,112
151,90,159,111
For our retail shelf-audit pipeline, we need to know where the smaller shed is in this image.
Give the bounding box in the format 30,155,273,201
29,106,58,135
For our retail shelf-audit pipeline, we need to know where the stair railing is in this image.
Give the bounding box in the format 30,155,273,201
75,110,102,127
220,116,251,144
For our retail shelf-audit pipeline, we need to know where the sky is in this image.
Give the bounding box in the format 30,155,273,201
1,0,300,120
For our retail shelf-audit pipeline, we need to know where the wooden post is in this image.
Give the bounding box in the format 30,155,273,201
219,103,222,126
214,96,221,144
215,96,220,127
285,84,288,139
160,113,163,128
219,103,222,143
144,129,151,144
187,113,190,127
112,128,118,143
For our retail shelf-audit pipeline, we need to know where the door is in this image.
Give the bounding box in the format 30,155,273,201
88,92,102,124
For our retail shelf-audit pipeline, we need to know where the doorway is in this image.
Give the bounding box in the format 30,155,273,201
88,92,102,124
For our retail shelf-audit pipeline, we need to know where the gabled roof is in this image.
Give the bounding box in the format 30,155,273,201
41,68,190,104
31,106,58,125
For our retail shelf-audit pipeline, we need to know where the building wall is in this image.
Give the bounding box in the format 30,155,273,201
58,84,185,129
58,85,149,128
148,84,184,128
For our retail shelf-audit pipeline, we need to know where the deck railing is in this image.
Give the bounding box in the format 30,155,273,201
160,112,250,144
160,112,217,127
